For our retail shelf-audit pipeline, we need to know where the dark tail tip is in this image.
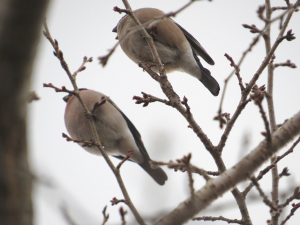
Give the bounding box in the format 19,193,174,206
199,68,220,96
139,161,168,185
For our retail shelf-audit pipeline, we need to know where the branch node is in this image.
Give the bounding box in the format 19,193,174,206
116,150,134,170
111,197,127,206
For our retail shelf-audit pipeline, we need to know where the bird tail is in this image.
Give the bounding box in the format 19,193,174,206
192,49,220,96
139,160,168,185
199,67,220,96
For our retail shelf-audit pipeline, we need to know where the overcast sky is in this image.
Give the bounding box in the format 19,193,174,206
29,0,300,224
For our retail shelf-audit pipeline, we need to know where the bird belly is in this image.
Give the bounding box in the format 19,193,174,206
95,118,144,163
177,50,202,79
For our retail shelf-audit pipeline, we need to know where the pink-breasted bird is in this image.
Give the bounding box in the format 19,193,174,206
113,8,220,96
63,89,167,185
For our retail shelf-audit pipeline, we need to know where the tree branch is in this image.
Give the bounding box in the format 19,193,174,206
217,0,300,152
43,22,146,225
193,216,243,224
243,136,300,196
155,111,300,225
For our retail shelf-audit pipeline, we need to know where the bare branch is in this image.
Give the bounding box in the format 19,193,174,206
278,167,291,178
216,36,259,129
151,160,212,182
279,187,300,209
280,202,300,225
43,83,76,95
243,136,300,196
116,150,134,170
218,0,300,152
91,96,108,114
119,207,127,225
216,1,299,130
250,85,271,142
274,60,297,69
101,206,109,225
62,133,96,147
43,21,146,225
73,56,93,77
155,111,300,225
111,197,127,206
193,216,243,224
224,53,245,91
250,177,277,211
133,92,171,107
180,154,195,200
242,24,262,34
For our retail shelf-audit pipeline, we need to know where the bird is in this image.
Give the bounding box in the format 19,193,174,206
113,8,220,96
63,89,168,185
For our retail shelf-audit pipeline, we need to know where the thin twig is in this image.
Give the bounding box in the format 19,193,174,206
73,56,93,77
279,187,300,209
264,1,280,224
224,53,245,91
101,206,109,225
216,36,259,129
273,60,297,69
133,92,171,107
250,85,271,142
119,207,127,225
280,202,300,225
242,136,300,196
111,197,127,206
250,177,278,211
216,2,298,129
217,1,300,153
193,216,243,224
116,150,134,170
62,133,96,147
43,21,146,225
278,167,290,179
151,160,212,182
43,83,76,95
181,154,195,200
91,96,108,114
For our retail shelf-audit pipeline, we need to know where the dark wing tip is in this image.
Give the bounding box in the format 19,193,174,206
207,59,215,66
212,85,220,96
175,22,215,66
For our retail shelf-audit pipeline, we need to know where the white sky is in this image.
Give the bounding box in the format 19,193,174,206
29,0,300,224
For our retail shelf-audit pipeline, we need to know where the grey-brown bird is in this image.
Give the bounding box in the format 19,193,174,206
63,89,167,185
113,8,220,96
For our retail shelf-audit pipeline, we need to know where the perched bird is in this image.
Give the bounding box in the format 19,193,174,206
113,8,220,96
63,89,167,185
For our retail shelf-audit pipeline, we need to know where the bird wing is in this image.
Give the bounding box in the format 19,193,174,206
107,99,151,160
175,22,215,65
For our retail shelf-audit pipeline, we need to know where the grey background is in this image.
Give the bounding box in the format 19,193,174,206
29,0,300,224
